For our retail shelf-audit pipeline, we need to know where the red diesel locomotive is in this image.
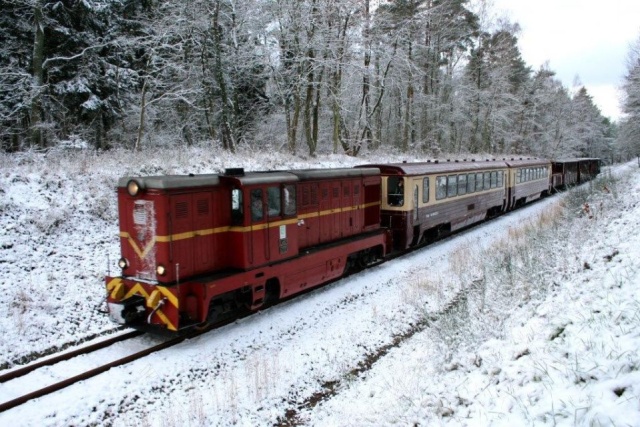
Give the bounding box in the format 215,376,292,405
106,167,389,332
105,158,600,333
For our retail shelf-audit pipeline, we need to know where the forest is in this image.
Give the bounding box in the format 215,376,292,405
1,0,639,161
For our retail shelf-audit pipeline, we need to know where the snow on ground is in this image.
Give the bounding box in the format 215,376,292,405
303,163,640,426
0,146,639,426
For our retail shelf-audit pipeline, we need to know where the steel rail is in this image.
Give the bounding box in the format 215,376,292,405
0,331,143,384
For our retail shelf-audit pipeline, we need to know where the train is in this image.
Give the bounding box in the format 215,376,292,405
105,157,600,334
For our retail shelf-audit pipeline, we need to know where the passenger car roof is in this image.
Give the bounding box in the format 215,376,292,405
359,160,509,175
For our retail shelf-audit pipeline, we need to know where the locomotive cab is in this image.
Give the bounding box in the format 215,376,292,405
221,171,301,269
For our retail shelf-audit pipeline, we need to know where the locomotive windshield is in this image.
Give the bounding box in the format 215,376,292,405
387,177,404,206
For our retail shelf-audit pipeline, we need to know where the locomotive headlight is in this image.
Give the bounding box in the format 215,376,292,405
127,179,141,196
156,265,166,276
118,257,129,269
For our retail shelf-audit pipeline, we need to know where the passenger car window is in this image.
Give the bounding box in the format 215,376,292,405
436,176,447,200
467,173,476,193
458,174,467,195
387,177,404,206
483,172,491,190
447,175,457,198
490,171,497,188
476,173,484,191
422,177,429,203
497,171,503,187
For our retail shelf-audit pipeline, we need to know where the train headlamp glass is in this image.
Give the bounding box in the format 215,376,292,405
127,180,140,196
156,265,166,276
118,258,129,269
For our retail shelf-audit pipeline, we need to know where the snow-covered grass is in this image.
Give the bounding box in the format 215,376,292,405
303,166,640,426
0,146,639,426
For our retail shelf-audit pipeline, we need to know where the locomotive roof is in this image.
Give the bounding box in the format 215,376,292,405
289,167,379,180
118,167,381,190
117,174,221,189
359,160,509,175
223,171,299,186
222,167,380,186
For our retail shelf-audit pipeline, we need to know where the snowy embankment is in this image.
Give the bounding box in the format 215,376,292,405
0,148,638,426
304,163,640,426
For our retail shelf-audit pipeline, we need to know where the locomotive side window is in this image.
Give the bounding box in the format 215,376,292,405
422,177,429,203
267,186,281,218
231,189,243,223
251,189,263,221
458,174,467,196
387,177,404,206
467,173,476,194
447,175,457,198
436,176,447,200
283,184,296,216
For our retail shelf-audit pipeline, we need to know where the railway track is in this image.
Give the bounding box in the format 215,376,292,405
0,327,213,413
0,192,568,416
0,330,143,384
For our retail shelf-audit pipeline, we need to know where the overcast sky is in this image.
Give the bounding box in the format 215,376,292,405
490,0,640,121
